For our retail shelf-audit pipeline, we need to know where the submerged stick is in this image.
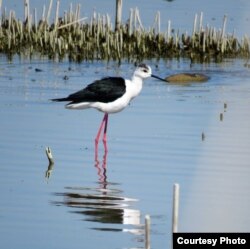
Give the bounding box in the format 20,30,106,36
145,215,151,249
172,183,180,233
45,147,54,164
45,160,54,180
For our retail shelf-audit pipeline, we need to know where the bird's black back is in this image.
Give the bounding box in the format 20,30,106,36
52,77,126,104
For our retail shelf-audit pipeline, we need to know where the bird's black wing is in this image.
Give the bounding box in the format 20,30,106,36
52,77,126,103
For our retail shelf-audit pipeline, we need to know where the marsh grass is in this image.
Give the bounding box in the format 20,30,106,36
0,1,249,62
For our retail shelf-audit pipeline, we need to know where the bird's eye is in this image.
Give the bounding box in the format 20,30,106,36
143,69,148,73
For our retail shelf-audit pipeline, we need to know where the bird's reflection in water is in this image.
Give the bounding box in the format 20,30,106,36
94,150,108,188
52,151,143,236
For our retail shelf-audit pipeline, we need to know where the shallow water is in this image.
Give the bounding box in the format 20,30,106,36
0,56,250,249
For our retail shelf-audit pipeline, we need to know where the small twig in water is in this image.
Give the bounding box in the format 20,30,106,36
45,147,54,164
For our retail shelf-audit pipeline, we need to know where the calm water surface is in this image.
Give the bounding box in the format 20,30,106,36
0,56,250,249
1,1,250,249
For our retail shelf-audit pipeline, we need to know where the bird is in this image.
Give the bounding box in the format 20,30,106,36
51,64,165,152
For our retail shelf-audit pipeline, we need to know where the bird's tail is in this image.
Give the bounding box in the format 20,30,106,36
51,97,69,102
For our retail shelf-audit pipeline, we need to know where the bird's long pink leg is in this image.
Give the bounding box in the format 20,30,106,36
95,114,106,160
103,114,109,152
95,113,108,146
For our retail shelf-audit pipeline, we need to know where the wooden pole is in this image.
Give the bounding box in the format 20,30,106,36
172,183,180,233
24,0,30,27
115,0,122,31
145,215,151,249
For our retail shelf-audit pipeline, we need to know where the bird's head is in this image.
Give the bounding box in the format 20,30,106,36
134,64,152,79
134,64,166,82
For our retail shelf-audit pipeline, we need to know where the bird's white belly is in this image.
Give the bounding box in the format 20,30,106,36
65,95,131,113
91,95,131,113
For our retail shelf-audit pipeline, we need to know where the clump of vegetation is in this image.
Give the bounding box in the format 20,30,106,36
165,73,209,83
0,1,249,62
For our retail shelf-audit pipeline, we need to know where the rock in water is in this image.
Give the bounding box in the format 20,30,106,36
165,73,209,83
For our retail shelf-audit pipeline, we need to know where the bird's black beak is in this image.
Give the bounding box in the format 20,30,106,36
151,74,166,82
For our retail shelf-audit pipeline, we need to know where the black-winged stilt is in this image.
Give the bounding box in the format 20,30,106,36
51,64,165,151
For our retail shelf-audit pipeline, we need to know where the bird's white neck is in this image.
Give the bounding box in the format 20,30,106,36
129,75,144,98
131,74,144,86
